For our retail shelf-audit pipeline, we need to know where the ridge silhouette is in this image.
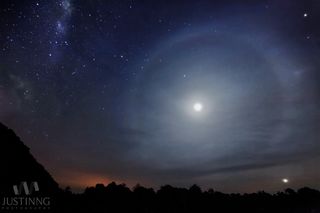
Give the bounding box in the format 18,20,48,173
1,122,320,213
0,122,59,197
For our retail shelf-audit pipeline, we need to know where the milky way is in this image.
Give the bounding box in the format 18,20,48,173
0,0,319,192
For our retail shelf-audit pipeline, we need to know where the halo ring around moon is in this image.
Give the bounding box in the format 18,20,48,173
124,27,305,169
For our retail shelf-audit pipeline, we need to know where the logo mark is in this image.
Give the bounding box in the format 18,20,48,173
12,181,39,195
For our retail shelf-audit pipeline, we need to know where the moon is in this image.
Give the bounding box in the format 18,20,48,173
193,102,203,112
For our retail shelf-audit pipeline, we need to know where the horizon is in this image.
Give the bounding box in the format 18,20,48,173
2,121,319,195
1,0,320,194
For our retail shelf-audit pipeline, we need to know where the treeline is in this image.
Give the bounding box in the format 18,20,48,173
55,182,320,213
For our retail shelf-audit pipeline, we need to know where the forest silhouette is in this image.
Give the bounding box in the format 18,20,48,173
1,122,320,213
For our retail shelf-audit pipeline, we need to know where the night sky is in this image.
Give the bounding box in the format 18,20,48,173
1,0,320,193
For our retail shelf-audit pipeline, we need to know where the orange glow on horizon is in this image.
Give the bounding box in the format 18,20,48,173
54,170,130,191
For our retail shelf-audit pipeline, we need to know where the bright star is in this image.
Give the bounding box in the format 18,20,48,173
282,178,289,183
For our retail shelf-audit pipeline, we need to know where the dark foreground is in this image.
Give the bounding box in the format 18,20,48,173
55,183,320,213
1,122,320,212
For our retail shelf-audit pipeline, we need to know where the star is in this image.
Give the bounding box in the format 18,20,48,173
1,0,319,194
56,21,65,34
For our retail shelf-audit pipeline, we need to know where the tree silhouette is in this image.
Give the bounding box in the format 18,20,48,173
1,122,320,213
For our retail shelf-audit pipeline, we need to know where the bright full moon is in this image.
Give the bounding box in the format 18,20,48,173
193,102,203,112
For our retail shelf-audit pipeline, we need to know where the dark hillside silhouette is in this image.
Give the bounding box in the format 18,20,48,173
0,122,59,196
1,122,320,213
